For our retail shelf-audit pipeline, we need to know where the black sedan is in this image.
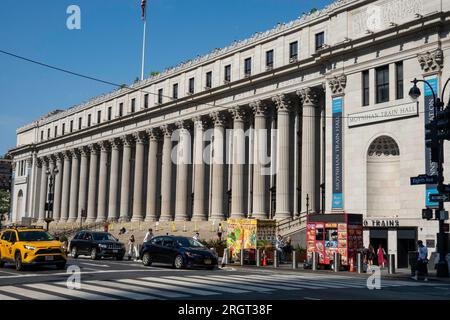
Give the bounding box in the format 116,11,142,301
139,236,218,270
69,231,125,260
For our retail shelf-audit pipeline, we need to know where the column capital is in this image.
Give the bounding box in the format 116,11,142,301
109,137,122,150
35,158,42,168
160,124,174,137
146,127,162,141
121,135,134,147
297,87,319,105
99,140,111,151
327,74,347,96
229,107,247,122
209,111,227,127
84,144,98,156
250,100,268,117
175,119,192,131
133,131,148,144
418,48,443,73
192,115,208,130
272,94,292,112
70,149,81,160
62,150,72,161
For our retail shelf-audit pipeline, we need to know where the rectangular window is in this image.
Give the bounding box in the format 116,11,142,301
362,70,370,106
70,120,73,133
62,123,65,135
54,126,58,137
244,57,252,77
41,131,44,141
189,78,195,94
206,71,212,89
266,50,274,69
144,94,149,108
376,65,390,104
97,110,102,123
78,117,82,130
131,98,136,113
108,107,112,121
224,64,231,83
395,61,404,100
119,103,123,117
87,114,92,127
173,83,178,99
315,32,325,51
47,128,50,139
158,89,163,104
289,41,298,61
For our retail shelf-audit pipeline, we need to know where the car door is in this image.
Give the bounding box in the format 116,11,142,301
0,231,11,260
161,237,177,264
83,232,93,253
8,231,18,260
71,232,84,253
147,237,164,263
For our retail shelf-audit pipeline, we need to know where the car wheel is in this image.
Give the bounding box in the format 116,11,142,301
174,255,185,269
56,263,66,270
71,247,79,259
90,248,99,260
142,252,152,266
15,252,24,271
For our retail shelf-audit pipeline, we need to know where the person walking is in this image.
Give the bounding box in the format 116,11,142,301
143,228,154,243
217,223,224,241
283,236,293,261
377,244,387,268
368,245,375,266
275,235,285,264
128,235,139,261
412,240,429,281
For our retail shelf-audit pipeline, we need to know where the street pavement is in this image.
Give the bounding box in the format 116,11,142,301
0,257,449,300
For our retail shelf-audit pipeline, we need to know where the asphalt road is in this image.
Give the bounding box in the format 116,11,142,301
0,256,449,300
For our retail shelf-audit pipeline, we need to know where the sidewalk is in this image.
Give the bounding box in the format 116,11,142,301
222,261,450,283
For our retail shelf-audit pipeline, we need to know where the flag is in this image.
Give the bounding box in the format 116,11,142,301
141,0,147,20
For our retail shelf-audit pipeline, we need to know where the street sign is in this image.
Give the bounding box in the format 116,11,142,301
438,184,450,194
429,194,450,202
410,174,438,185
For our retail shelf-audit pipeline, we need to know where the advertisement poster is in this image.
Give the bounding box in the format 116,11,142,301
332,97,343,209
338,223,348,264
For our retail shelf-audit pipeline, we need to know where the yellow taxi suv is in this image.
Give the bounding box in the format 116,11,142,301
0,226,67,271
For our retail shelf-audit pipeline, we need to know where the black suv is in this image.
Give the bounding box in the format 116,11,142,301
69,231,125,260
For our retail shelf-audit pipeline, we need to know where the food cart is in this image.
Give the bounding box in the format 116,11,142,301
226,218,277,263
306,213,363,269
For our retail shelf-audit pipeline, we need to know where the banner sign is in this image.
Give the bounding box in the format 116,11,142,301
332,97,343,209
424,77,438,208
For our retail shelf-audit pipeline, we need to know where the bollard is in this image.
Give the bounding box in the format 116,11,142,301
292,250,298,269
333,252,340,272
357,253,362,274
221,249,228,267
312,252,318,271
240,248,244,266
256,249,261,267
388,254,396,274
273,250,279,268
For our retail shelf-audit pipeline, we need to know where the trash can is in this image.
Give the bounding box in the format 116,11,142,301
408,251,418,276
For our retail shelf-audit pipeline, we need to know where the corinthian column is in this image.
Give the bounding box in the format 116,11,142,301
210,111,226,222
174,120,192,221
78,147,90,220
297,87,320,213
159,124,174,221
229,107,246,218
68,149,80,223
132,132,147,222
108,138,121,221
272,94,292,220
38,158,48,223
192,116,207,221
250,100,269,219
97,141,110,222
53,154,63,222
145,128,160,222
86,144,98,222
60,152,72,222
119,135,133,222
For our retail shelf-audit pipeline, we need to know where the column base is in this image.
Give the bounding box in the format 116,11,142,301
174,216,189,222
67,218,77,223
274,212,291,220
119,217,130,223
159,216,173,222
131,217,144,222
209,215,225,222
85,218,96,224
107,217,119,223
252,213,269,220
191,216,208,222
96,218,107,223
144,216,157,222
230,213,246,219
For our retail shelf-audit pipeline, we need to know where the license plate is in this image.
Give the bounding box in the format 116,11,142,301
204,259,211,265
45,256,54,261
113,250,118,253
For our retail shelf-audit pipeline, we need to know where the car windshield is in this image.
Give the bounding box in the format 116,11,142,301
92,233,117,241
18,231,54,242
176,238,205,248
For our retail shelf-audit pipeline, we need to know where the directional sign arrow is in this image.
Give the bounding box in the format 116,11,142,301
410,175,438,185
429,194,450,203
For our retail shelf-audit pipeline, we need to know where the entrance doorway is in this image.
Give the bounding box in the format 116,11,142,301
369,229,388,266
397,228,417,268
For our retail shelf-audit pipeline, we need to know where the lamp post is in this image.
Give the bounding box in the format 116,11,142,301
409,77,449,278
45,167,59,231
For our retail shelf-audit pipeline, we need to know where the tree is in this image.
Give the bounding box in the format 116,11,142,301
150,71,160,77
0,190,10,214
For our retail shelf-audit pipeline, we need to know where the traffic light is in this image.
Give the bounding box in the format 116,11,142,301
435,108,450,140
422,208,433,220
425,121,439,163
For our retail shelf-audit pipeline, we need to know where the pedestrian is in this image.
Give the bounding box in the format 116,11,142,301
119,227,126,235
217,223,224,241
128,235,139,261
283,236,293,261
143,228,154,243
412,240,429,281
103,222,109,233
368,245,375,266
377,244,387,268
275,235,285,264
193,232,200,241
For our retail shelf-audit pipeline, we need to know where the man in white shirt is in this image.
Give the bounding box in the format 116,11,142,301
193,232,200,241
143,228,154,243
412,240,428,281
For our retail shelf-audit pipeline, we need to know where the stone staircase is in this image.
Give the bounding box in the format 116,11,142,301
276,213,308,248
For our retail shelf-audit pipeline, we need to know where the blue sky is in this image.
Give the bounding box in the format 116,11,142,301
0,0,333,155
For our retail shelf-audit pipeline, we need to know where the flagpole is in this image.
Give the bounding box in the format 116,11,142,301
141,16,147,81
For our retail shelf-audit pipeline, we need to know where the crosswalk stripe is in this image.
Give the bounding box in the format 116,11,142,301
203,275,301,290
0,292,18,300
86,280,185,298
139,277,221,295
187,275,274,292
0,286,68,300
55,282,158,300
164,276,249,294
123,278,219,296
24,283,116,300
252,275,368,288
231,274,327,289
211,274,311,290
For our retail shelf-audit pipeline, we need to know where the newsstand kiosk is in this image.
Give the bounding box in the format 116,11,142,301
306,213,363,270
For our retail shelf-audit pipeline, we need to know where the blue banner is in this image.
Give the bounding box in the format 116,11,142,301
424,76,438,207
332,97,343,209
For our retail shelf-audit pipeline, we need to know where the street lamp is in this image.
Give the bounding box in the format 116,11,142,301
45,167,59,231
409,77,450,278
